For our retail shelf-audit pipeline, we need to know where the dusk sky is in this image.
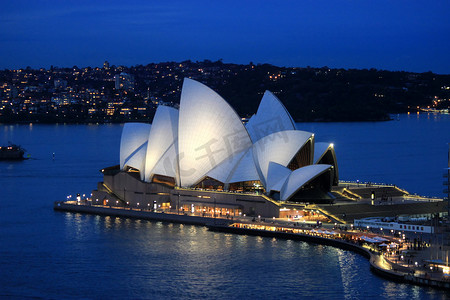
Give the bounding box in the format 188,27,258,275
1,0,449,74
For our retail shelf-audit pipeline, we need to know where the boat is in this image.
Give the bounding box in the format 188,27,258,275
0,144,25,160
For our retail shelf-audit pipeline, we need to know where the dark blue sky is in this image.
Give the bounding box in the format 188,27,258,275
1,0,449,74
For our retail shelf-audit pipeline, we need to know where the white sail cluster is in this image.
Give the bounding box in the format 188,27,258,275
120,78,338,201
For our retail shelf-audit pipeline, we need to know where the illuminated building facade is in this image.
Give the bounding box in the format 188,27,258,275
92,79,338,217
114,72,135,91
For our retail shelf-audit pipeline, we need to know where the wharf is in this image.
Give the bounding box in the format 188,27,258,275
54,201,231,226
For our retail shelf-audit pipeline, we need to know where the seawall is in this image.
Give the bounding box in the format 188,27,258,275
54,201,231,226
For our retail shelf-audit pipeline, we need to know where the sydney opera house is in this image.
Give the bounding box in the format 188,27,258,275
92,78,338,218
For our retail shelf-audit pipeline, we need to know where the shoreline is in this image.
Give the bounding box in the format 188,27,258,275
0,115,399,125
206,223,449,290
53,201,230,226
54,201,450,291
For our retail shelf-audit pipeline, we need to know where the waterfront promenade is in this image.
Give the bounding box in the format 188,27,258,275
54,200,450,290
208,221,450,290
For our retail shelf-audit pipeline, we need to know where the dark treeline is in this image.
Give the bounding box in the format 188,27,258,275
218,64,449,122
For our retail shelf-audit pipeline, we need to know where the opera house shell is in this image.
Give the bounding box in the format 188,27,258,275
94,78,338,218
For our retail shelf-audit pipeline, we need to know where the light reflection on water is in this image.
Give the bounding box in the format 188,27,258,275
1,119,450,299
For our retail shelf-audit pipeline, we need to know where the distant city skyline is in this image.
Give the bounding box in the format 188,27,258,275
1,1,450,74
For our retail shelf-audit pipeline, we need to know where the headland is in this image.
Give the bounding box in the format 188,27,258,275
54,78,450,290
54,184,450,290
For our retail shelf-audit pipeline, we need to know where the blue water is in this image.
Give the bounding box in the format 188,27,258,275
299,113,450,198
0,114,449,299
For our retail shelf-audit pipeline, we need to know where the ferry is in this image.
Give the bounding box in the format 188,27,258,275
0,144,25,160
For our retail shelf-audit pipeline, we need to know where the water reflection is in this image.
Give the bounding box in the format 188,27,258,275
3,120,450,299
113,217,122,226
25,213,450,299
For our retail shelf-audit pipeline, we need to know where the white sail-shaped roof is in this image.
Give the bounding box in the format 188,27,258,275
178,78,252,187
119,123,152,179
271,176,288,193
227,147,260,183
266,162,291,192
253,130,313,187
314,142,332,164
125,146,148,180
206,149,248,183
144,105,179,182
280,164,333,201
149,141,178,181
116,78,339,204
246,91,296,142
314,142,339,185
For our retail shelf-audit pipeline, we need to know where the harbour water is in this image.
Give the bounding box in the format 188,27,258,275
0,113,449,299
